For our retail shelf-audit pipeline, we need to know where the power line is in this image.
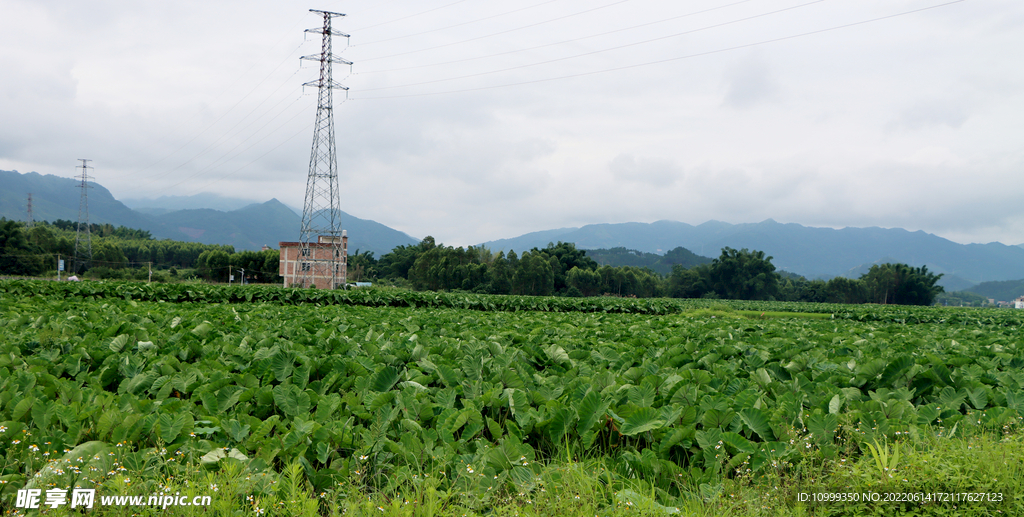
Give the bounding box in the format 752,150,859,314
182,116,317,196
352,0,563,46
352,0,965,99
151,87,314,194
359,0,829,92
347,0,474,33
356,0,631,62
356,0,759,74
121,57,309,198
120,12,312,187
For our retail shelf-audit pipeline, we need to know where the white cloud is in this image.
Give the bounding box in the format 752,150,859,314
609,154,682,187
1,0,1023,247
722,51,779,109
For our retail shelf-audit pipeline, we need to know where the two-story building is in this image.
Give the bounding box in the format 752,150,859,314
279,231,348,289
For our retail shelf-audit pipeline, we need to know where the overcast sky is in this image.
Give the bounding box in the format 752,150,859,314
2,0,1022,246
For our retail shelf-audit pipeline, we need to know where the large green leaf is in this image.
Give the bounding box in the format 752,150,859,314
576,390,609,435
967,387,988,410
879,355,914,387
191,322,214,338
619,407,666,436
721,431,755,454
627,383,656,408
273,385,311,417
370,366,402,393
201,448,248,464
546,407,574,443
246,415,281,448
806,413,838,444
11,397,34,423
701,408,735,430
738,408,773,441
754,368,772,387
216,386,244,413
505,388,528,419
315,393,342,421
856,358,887,382
271,351,295,382
224,419,251,442
282,418,316,449
695,427,723,450
937,386,967,411
109,334,130,353
828,394,842,414
156,412,190,442
544,345,571,366
437,364,461,387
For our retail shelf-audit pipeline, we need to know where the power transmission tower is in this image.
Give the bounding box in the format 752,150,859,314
74,159,94,274
296,9,351,289
26,193,33,228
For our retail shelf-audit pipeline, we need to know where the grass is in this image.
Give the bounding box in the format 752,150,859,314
9,416,1022,516
737,310,833,320
685,304,833,320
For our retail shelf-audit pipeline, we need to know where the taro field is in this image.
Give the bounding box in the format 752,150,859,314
1,279,1024,516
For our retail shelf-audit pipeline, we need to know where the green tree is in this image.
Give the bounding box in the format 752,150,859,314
861,263,943,305
530,242,598,293
378,237,436,279
707,247,780,300
512,251,554,296
489,251,512,294
667,264,710,298
0,220,45,276
347,249,378,282
824,276,867,304
197,250,231,281
92,241,128,270
260,249,281,283
566,266,603,297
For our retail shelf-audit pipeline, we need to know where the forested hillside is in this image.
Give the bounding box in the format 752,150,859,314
585,246,711,275
482,218,1024,287
1,219,947,305
0,218,278,282
1,170,419,254
963,279,1024,303
364,238,945,305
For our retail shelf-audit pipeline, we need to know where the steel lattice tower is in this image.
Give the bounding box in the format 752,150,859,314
297,9,350,289
74,159,94,274
26,193,33,228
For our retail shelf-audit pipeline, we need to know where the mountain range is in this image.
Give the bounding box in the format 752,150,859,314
480,220,1024,291
0,170,419,257
5,169,1024,292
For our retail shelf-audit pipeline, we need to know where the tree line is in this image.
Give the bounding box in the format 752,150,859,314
1,218,945,305
361,237,945,305
0,219,279,283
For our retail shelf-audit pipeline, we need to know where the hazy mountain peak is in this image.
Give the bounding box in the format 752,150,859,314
481,219,1024,288
121,192,264,212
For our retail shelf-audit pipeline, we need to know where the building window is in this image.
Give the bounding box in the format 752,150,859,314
301,262,310,272
301,248,310,257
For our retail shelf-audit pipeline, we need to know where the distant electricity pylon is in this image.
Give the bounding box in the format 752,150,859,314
74,159,94,274
26,193,33,228
297,9,351,289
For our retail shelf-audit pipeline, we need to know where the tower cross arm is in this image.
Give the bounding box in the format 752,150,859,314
300,53,353,65
305,28,350,38
309,9,345,17
302,79,349,90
